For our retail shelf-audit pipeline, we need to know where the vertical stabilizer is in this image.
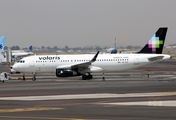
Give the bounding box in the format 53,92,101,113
0,36,6,51
138,27,167,54
29,45,33,52
114,37,116,49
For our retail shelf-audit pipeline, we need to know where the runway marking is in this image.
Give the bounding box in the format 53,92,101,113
0,116,86,120
100,100,176,107
0,92,176,101
0,107,63,113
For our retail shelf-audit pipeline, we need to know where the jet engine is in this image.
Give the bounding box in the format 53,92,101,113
55,68,79,77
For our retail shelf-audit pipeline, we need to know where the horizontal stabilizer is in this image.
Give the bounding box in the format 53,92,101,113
148,56,164,61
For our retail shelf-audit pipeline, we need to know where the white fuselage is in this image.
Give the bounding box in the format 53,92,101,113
12,53,170,74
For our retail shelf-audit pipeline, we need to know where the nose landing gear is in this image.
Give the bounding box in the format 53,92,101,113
32,73,36,81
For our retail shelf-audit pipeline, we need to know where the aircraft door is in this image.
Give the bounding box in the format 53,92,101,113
134,56,139,65
30,58,35,67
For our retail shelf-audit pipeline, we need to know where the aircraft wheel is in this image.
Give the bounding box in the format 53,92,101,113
82,75,87,80
32,73,36,81
32,77,36,81
88,74,93,79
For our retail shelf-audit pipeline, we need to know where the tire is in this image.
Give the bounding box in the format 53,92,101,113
88,75,93,79
32,77,36,81
82,75,87,80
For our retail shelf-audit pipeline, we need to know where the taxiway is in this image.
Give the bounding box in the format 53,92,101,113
0,60,176,119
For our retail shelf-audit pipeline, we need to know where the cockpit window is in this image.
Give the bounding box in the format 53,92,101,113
18,60,25,63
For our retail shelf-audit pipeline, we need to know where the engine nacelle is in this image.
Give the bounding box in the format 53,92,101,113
55,68,79,77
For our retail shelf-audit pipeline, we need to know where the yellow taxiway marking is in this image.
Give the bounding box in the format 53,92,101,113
0,107,63,113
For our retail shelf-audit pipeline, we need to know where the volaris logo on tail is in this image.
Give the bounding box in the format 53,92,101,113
147,34,163,52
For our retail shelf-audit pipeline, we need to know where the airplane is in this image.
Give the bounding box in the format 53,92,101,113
106,37,117,54
11,27,171,80
0,36,7,64
12,45,33,58
0,36,6,51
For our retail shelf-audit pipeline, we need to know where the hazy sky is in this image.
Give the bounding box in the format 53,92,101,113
0,0,175,48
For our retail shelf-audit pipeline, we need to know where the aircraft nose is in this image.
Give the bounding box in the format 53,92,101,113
10,66,13,69
11,64,18,70
10,65,20,74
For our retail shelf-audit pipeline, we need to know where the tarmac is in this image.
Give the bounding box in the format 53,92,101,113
0,59,176,120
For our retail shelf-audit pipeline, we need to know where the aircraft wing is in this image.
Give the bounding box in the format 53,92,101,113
148,56,164,62
56,51,99,69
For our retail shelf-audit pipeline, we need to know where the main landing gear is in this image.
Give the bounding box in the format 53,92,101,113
82,73,93,80
32,73,36,81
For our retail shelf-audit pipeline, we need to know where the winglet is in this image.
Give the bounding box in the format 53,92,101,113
91,51,99,62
